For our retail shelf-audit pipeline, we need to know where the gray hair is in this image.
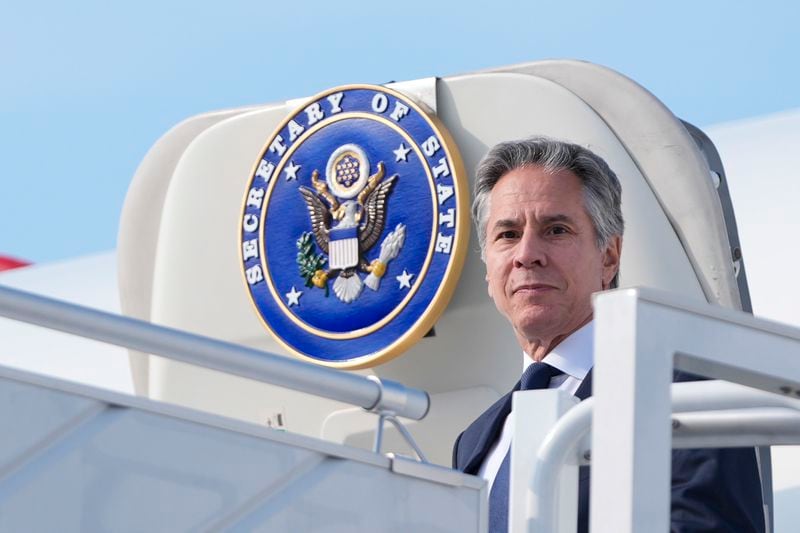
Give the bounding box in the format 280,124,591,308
473,137,624,286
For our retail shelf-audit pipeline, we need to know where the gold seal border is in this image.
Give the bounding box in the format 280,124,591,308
238,83,470,369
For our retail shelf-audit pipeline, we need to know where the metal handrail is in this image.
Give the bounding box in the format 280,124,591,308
0,284,430,421
525,380,800,532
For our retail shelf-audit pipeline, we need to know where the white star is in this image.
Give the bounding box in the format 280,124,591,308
396,269,414,289
393,143,411,162
284,161,301,181
286,286,303,306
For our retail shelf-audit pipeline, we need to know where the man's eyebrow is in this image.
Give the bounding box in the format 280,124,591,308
490,218,521,231
491,214,575,230
540,214,575,225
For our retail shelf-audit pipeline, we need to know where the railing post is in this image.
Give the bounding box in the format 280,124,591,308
591,289,673,533
509,389,578,533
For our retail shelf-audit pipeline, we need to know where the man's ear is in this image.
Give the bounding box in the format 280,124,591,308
485,271,492,298
601,235,622,289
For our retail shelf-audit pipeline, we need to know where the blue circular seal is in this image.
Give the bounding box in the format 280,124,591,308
239,84,469,368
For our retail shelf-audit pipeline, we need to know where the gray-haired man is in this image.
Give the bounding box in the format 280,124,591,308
452,137,764,533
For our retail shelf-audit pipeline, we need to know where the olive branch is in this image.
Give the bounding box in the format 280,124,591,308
296,232,328,296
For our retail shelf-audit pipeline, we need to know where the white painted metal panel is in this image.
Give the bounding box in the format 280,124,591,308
0,365,484,532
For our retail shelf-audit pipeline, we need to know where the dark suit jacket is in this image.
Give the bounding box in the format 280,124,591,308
452,370,766,533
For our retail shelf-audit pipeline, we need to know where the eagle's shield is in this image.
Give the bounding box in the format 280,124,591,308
328,226,359,269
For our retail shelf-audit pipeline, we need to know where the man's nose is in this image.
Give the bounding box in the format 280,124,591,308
513,231,546,268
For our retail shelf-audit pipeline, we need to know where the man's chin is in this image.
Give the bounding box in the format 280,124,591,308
514,308,562,335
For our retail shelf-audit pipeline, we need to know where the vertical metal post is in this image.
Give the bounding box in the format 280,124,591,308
373,413,387,454
509,389,578,533
590,290,673,533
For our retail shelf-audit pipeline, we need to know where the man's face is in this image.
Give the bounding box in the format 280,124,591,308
484,165,621,354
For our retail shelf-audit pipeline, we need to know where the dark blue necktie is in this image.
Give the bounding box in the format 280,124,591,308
488,362,564,533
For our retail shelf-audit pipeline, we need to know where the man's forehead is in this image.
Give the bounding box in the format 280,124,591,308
487,190,588,222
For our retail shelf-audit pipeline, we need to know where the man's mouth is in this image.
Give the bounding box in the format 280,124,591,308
512,283,557,294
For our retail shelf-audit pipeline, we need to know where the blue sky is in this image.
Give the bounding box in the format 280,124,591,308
2,0,798,263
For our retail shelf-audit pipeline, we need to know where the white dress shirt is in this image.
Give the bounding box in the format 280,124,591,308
477,320,594,491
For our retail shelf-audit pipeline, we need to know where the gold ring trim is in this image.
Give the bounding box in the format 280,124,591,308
238,83,470,369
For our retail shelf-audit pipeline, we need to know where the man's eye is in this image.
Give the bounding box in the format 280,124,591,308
549,225,569,235
497,230,518,240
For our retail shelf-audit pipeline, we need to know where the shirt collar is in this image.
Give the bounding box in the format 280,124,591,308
522,320,594,381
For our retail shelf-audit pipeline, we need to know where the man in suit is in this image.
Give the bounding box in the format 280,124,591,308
452,137,765,532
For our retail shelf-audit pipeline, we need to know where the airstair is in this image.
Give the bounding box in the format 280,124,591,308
0,284,484,532
2,59,797,531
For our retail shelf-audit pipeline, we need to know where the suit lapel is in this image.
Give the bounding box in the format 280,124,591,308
457,381,522,474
